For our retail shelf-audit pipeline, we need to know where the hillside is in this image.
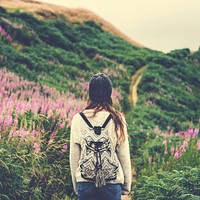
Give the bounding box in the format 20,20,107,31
0,0,155,111
0,1,200,199
0,0,143,48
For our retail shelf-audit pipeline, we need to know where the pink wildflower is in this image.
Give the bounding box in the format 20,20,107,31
183,141,188,147
178,131,182,137
197,141,200,150
0,114,4,125
180,145,186,153
32,130,38,137
188,128,193,136
170,147,175,155
13,117,18,126
3,114,13,128
63,144,68,151
162,140,167,146
51,132,56,137
193,128,199,138
174,151,179,159
20,130,29,139
33,143,40,154
58,122,65,129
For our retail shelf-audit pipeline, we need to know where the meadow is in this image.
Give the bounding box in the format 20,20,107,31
0,4,200,199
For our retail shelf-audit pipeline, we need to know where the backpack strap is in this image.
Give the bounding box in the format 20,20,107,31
102,114,112,128
79,112,112,129
79,112,93,128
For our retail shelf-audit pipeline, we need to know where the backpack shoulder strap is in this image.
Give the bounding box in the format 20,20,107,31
102,114,112,128
80,112,112,129
79,112,93,128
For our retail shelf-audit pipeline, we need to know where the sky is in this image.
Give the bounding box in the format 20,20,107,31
38,0,200,53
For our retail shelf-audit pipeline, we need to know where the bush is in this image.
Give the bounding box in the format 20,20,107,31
135,167,200,200
0,6,7,15
167,48,190,59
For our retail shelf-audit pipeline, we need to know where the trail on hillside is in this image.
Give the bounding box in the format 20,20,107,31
129,66,146,106
125,66,146,200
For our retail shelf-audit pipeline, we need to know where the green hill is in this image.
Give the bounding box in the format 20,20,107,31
1,4,199,130
0,1,200,199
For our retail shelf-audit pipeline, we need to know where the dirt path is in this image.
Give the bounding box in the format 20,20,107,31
124,66,146,200
129,66,146,106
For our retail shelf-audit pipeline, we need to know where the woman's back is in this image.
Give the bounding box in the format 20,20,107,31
70,73,131,200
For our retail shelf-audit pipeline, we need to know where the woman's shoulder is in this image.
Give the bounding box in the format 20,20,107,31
71,112,82,124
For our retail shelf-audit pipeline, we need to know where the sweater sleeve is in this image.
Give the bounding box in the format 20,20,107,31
70,114,81,195
116,116,132,195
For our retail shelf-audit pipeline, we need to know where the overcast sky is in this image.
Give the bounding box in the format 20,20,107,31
38,0,200,53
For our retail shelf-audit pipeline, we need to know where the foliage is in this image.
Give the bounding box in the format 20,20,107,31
139,127,199,175
129,59,200,133
167,48,190,59
133,125,200,199
135,167,200,200
0,5,200,199
0,69,85,198
0,10,140,111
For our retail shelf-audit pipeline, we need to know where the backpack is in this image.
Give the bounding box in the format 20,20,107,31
79,112,119,187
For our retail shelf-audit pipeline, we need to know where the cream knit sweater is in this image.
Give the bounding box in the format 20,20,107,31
70,110,132,195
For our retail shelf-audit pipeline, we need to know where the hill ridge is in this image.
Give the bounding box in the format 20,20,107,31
0,0,143,48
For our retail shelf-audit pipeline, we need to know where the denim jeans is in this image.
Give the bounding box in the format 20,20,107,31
77,182,121,200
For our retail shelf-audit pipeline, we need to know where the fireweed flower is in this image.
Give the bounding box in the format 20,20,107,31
0,68,86,127
174,151,179,159
3,114,13,128
13,117,18,126
188,128,193,136
183,141,188,147
57,120,65,129
33,143,40,154
162,140,168,155
20,130,29,139
0,114,4,125
193,128,199,138
197,141,200,150
162,140,167,146
180,145,186,153
63,144,68,151
0,26,13,42
51,132,56,137
178,131,184,137
59,123,65,129
32,130,38,137
170,147,175,155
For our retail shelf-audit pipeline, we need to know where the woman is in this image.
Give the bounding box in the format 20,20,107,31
70,73,131,200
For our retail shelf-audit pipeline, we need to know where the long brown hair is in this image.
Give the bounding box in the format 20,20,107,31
85,97,126,142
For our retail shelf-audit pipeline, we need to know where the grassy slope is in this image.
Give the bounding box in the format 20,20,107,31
0,0,143,48
1,3,200,199
128,49,200,155
0,5,155,111
0,3,200,148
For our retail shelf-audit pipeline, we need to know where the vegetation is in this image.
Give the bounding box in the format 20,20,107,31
0,4,199,199
135,167,200,200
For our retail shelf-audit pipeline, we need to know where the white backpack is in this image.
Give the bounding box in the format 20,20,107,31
79,112,119,187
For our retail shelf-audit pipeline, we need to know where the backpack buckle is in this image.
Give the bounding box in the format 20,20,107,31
94,126,101,135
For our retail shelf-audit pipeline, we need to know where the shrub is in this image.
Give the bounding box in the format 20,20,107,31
135,167,200,200
0,6,7,15
167,48,190,59
136,127,200,177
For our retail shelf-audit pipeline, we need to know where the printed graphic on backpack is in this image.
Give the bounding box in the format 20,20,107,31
79,112,119,187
